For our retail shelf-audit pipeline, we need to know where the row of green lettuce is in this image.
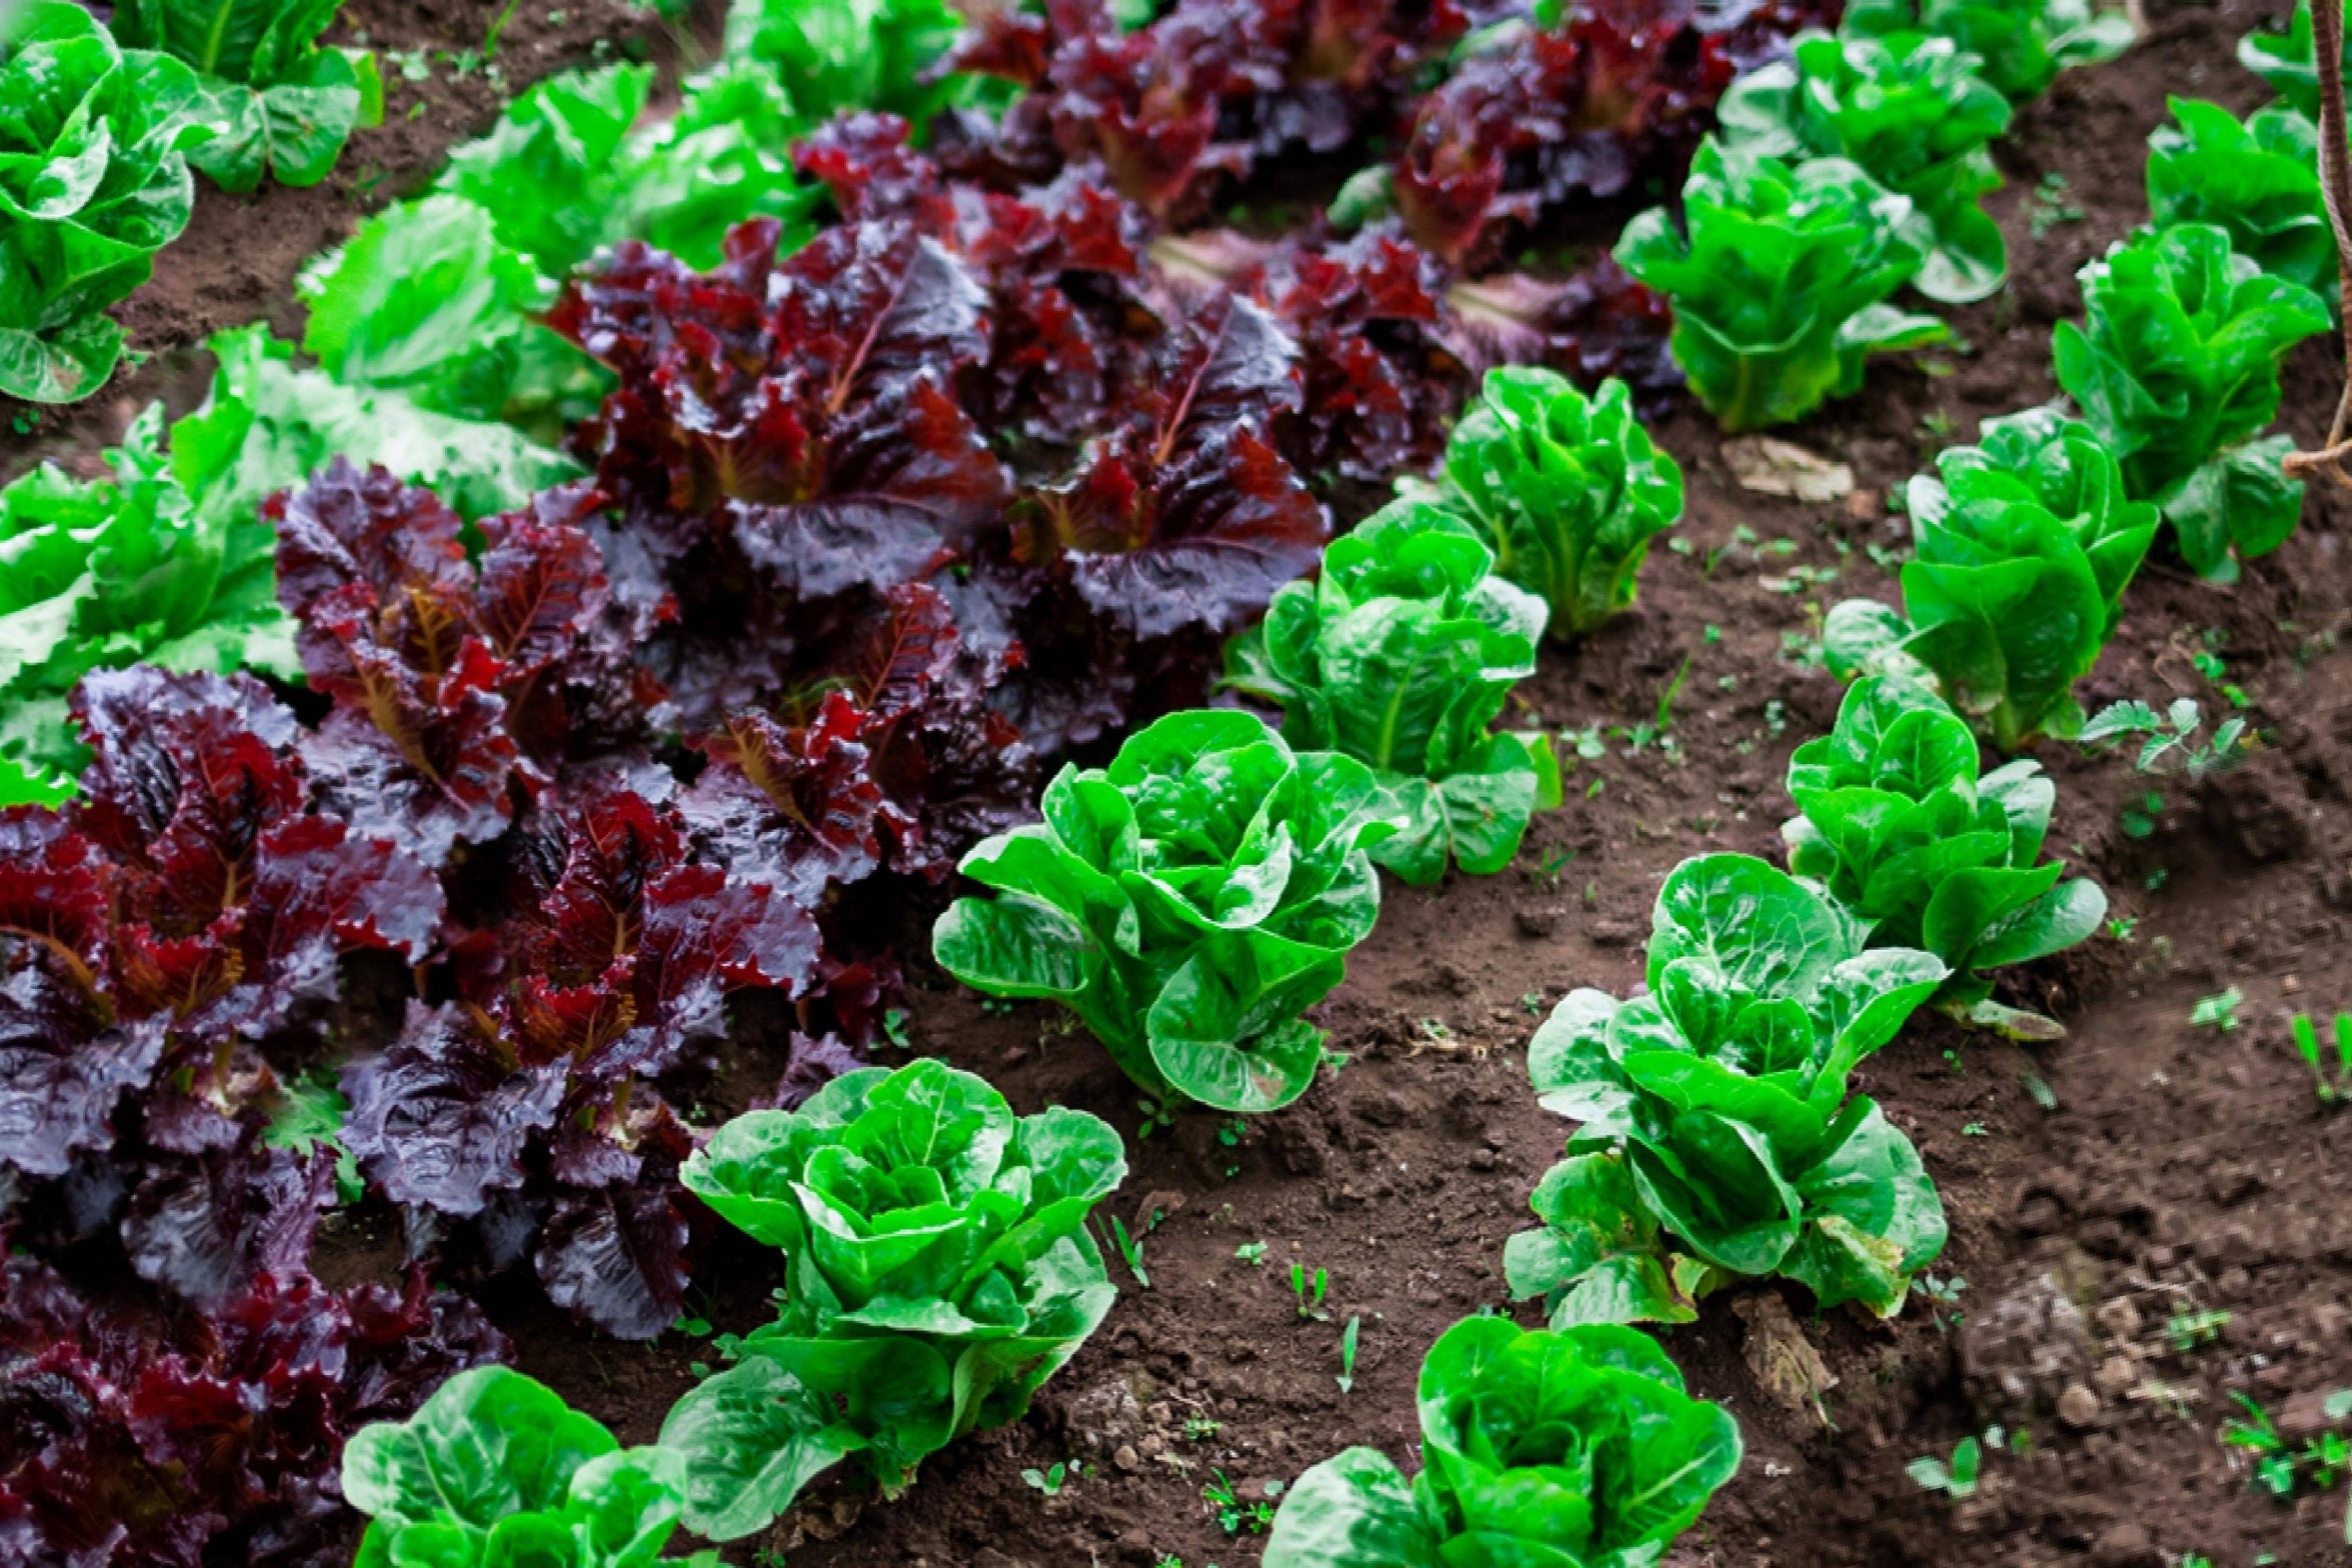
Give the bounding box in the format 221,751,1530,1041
1814,0,2344,760
1611,0,2132,434
0,0,982,807
1615,1,2339,597
335,1058,1744,1568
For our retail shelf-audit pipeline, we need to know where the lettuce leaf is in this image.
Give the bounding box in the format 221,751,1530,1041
111,0,382,193
1717,29,2012,303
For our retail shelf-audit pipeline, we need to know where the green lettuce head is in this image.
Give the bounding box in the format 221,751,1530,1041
934,710,1401,1114
111,0,384,194
1264,1315,1742,1567
2146,98,2334,312
1615,139,1947,433
1507,854,1950,1324
2238,0,2352,119
1225,500,1560,884
1826,408,2160,751
1843,0,2132,101
663,1060,1125,1540
1431,368,1685,641
1785,673,2106,1036
2053,222,2328,582
344,1366,717,1567
1717,28,2013,303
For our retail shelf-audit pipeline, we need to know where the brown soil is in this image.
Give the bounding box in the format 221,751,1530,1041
48,0,2352,1565
0,0,691,481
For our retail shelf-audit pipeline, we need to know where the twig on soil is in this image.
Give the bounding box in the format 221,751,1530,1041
2283,0,2352,485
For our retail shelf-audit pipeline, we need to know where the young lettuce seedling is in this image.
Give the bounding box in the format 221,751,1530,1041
1842,0,2134,102
2053,223,2330,582
1424,368,1687,641
2290,1011,2352,1103
1506,855,1951,1324
1825,411,2158,751
935,710,1401,1114
1783,674,2106,1037
1717,29,2015,303
344,1366,718,1565
1224,501,1561,884
662,1060,1127,1541
1614,139,1949,432
1263,1316,1741,1567
2147,98,2335,312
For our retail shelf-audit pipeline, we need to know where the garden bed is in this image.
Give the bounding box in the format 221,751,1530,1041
12,0,2352,1565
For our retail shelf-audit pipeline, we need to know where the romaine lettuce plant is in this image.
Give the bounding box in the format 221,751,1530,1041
1614,139,1948,432
1224,501,1559,886
344,1366,718,1566
661,1060,1125,1540
2239,0,2351,119
1843,0,2132,100
2054,222,2328,582
1717,29,2013,303
2147,98,2334,310
1823,492,2137,751
1505,854,1949,1324
1263,1315,1742,1567
1900,406,2160,636
1784,674,2106,1036
111,0,382,193
934,711,1398,1114
1424,367,1686,640
0,2,215,402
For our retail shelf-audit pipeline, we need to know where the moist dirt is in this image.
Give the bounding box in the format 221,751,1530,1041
81,0,2352,1563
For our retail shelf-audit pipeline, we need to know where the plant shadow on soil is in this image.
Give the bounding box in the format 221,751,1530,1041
55,0,2352,1562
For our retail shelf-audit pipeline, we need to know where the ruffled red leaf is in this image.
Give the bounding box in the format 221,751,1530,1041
120,1137,334,1308
682,697,889,900
299,639,522,868
339,1001,567,1218
535,1180,690,1342
0,971,163,1179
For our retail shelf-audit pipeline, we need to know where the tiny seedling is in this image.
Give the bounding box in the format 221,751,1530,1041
1235,1240,1269,1267
1183,1414,1224,1442
2290,1013,2352,1105
2081,697,2251,782
1336,1315,1362,1395
1291,1263,1332,1321
1203,1470,1279,1535
2030,170,2085,238
2191,988,2246,1033
1102,1215,1151,1288
2166,1308,2231,1353
1911,1274,1966,1333
2222,1391,2352,1499
1906,1436,1982,1499
1022,1461,1070,1497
